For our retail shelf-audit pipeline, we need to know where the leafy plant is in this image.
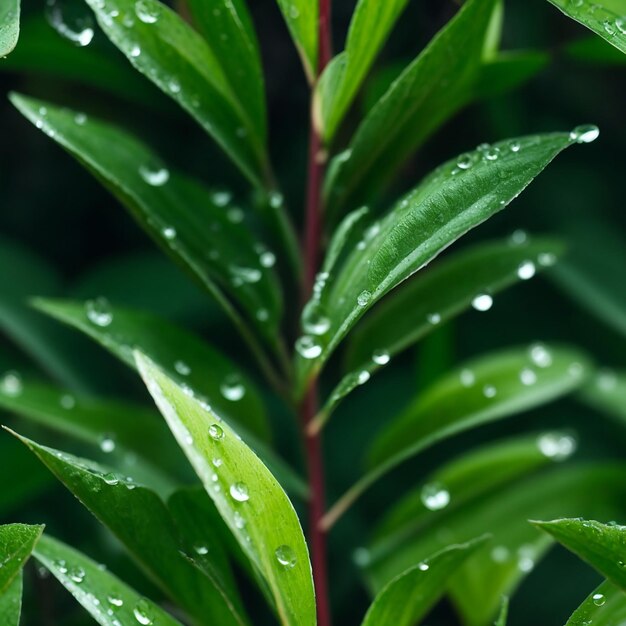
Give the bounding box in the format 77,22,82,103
1,0,626,625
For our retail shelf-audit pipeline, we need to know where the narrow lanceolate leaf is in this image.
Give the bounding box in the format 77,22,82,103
566,580,626,626
0,0,19,56
495,597,509,626
579,369,626,422
299,132,582,392
136,353,316,626
32,299,269,442
365,466,626,624
0,524,44,593
361,539,487,626
546,0,626,55
34,535,184,626
317,237,565,428
12,432,249,626
534,518,626,590
274,0,317,82
10,95,283,346
315,0,410,141
323,344,588,528
0,377,181,491
324,0,499,215
0,573,22,626
85,0,269,185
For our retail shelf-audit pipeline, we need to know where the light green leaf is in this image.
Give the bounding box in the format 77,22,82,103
365,465,626,625
275,0,317,82
495,597,509,626
316,237,565,429
85,0,269,185
323,344,588,528
0,523,44,593
315,0,410,141
300,132,579,392
32,298,269,442
534,518,626,590
579,369,626,423
136,352,316,626
10,95,283,347
361,539,487,626
566,580,626,626
0,573,22,626
324,0,499,215
12,432,248,626
34,534,184,626
0,0,19,56
546,0,626,55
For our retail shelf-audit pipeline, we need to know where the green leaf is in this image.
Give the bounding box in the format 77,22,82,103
85,0,269,185
11,432,249,626
0,573,22,626
565,580,626,626
300,132,578,391
361,539,487,626
579,369,626,423
324,0,499,215
316,237,565,428
566,34,626,64
365,465,626,625
546,0,626,55
0,0,19,56
0,523,44,593
32,298,269,442
10,95,283,347
323,344,588,528
136,352,316,626
0,376,181,492
274,0,317,82
34,534,184,626
495,597,509,626
315,0,410,141
534,518,626,590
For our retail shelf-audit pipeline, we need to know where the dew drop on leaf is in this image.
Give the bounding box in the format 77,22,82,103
357,290,372,307
427,312,441,325
459,369,475,387
103,472,119,486
134,0,161,24
472,293,493,312
174,360,191,376
275,545,297,569
139,165,170,186
372,349,391,366
295,336,322,359
569,124,600,144
529,344,552,368
220,374,246,401
418,562,429,571
537,432,577,460
68,566,85,584
99,433,116,453
420,482,450,511
483,385,497,398
193,544,209,555
517,260,536,280
133,598,154,624
456,153,474,170
593,593,606,606
519,368,537,386
1,371,23,397
85,297,113,327
230,481,250,502
208,424,224,441
45,0,95,47
107,594,124,608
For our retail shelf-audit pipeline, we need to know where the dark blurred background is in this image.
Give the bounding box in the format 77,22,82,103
1,1,625,624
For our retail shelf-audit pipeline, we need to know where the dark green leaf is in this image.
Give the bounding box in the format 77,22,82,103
136,352,316,626
299,132,579,392
324,344,588,528
476,51,550,99
565,580,626,626
324,0,499,215
546,0,626,55
566,34,626,64
12,432,249,626
0,573,22,626
0,0,19,56
495,597,509,626
85,0,270,185
11,95,283,347
361,539,487,626
315,0,410,141
274,0,317,82
34,534,184,626
534,518,626,590
317,237,565,428
0,523,44,594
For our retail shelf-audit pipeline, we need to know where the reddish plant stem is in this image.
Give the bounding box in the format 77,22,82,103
300,3,333,625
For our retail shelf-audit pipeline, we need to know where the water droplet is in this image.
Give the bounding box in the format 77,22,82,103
55,559,68,574
100,433,116,453
167,78,181,94
520,368,537,386
472,293,493,312
529,344,552,368
509,140,521,153
107,594,124,607
510,229,528,246
103,472,119,486
259,250,276,268
233,511,246,529
418,562,429,571
569,124,600,144
372,349,391,366
460,369,475,387
353,547,371,567
289,5,300,18
538,252,557,267
229,265,261,285
483,147,500,161
174,360,191,376
230,482,249,502
212,190,232,206
517,260,536,280
130,44,141,57
537,433,577,460
357,290,372,307
269,192,283,209
483,385,497,398
427,312,441,324
295,336,322,359
603,19,616,35
421,482,450,511
194,544,209,555
456,153,474,170
139,164,169,186
208,424,224,441
302,302,330,336
85,297,113,327
616,17,626,35
357,371,370,385
275,545,297,569
593,593,606,606
597,369,617,391
1,371,22,396
68,566,85,583
134,0,160,23
46,0,95,46
133,598,154,624
220,374,246,401
491,545,510,563
74,112,87,125
161,226,176,240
